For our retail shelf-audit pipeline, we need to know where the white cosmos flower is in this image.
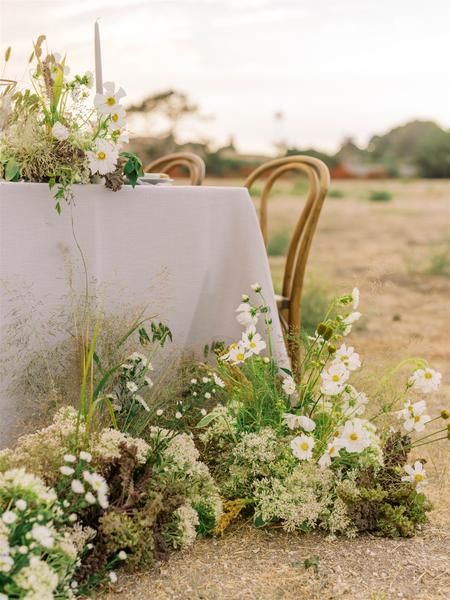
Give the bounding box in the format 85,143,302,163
108,105,126,131
31,524,54,548
283,413,300,430
236,302,258,327
64,454,76,463
242,325,266,355
409,368,442,393
402,461,427,492
227,342,251,364
85,492,97,504
87,139,119,176
401,400,431,433
351,287,360,310
338,420,371,453
318,439,341,468
282,375,296,396
290,434,315,460
0,555,13,573
320,364,350,396
51,121,69,141
342,386,368,416
80,451,92,462
342,311,362,335
333,344,361,371
94,81,126,115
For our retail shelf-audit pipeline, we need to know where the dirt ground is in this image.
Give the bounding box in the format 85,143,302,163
104,179,450,600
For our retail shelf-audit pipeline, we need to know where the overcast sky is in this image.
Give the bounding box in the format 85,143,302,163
1,0,449,153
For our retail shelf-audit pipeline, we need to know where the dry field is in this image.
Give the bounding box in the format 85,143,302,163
104,179,450,600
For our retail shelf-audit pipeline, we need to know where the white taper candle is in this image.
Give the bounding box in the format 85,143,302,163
94,20,103,94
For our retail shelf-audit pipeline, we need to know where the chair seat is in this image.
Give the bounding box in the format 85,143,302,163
275,294,290,310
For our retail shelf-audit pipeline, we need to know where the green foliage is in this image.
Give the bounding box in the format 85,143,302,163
120,151,144,187
328,188,345,198
267,231,290,256
300,278,332,336
368,190,392,202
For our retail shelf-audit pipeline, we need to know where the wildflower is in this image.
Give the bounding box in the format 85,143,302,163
351,287,360,310
227,342,251,364
251,283,262,292
108,105,126,131
320,364,350,396
51,121,69,140
71,479,85,494
342,385,369,416
59,465,75,476
118,550,127,560
282,375,296,396
126,381,138,393
402,461,427,492
109,571,118,583
2,511,16,525
64,454,76,463
175,411,182,419
338,420,371,453
15,499,27,511
399,400,431,432
94,81,126,115
283,413,315,432
242,325,266,355
68,514,77,522
333,344,361,371
0,554,13,573
135,395,150,411
79,451,92,462
290,434,315,460
318,439,341,468
409,368,442,393
201,409,207,416
87,138,119,176
204,392,212,399
85,492,96,504
213,373,226,388
342,311,362,335
241,294,250,302
191,378,198,384
31,524,54,548
236,302,258,327
156,409,164,416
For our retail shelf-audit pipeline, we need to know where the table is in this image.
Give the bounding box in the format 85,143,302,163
0,182,287,445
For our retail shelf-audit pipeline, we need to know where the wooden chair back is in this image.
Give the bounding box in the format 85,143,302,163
144,152,205,185
245,156,330,371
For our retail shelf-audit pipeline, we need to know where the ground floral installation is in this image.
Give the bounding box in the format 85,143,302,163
0,290,448,598
0,38,143,212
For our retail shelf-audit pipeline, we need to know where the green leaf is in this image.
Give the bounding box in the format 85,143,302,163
5,159,20,181
196,412,220,428
304,556,320,574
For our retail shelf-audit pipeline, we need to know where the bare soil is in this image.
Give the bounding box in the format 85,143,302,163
104,179,450,600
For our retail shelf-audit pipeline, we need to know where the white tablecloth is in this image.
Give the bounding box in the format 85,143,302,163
0,182,287,444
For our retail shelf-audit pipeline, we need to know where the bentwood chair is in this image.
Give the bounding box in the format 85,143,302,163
144,152,206,185
245,156,330,373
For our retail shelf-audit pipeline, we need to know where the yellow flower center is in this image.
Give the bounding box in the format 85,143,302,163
425,372,432,379
250,341,256,348
300,442,309,451
414,415,421,422
329,446,335,454
349,432,359,441
332,375,340,382
97,151,106,160
112,113,119,122
106,96,116,106
237,353,245,361
414,473,424,482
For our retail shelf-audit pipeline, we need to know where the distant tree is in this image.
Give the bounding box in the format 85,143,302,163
285,147,338,169
127,89,202,138
414,128,450,177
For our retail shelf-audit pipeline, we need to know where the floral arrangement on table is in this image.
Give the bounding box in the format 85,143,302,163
0,288,448,597
0,37,143,213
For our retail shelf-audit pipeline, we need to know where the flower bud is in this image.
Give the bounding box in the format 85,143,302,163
440,409,450,420
317,323,326,336
327,345,336,354
324,327,334,341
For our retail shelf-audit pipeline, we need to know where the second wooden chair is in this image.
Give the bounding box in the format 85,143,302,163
144,152,206,185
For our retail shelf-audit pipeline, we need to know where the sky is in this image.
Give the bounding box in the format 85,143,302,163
1,0,449,154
